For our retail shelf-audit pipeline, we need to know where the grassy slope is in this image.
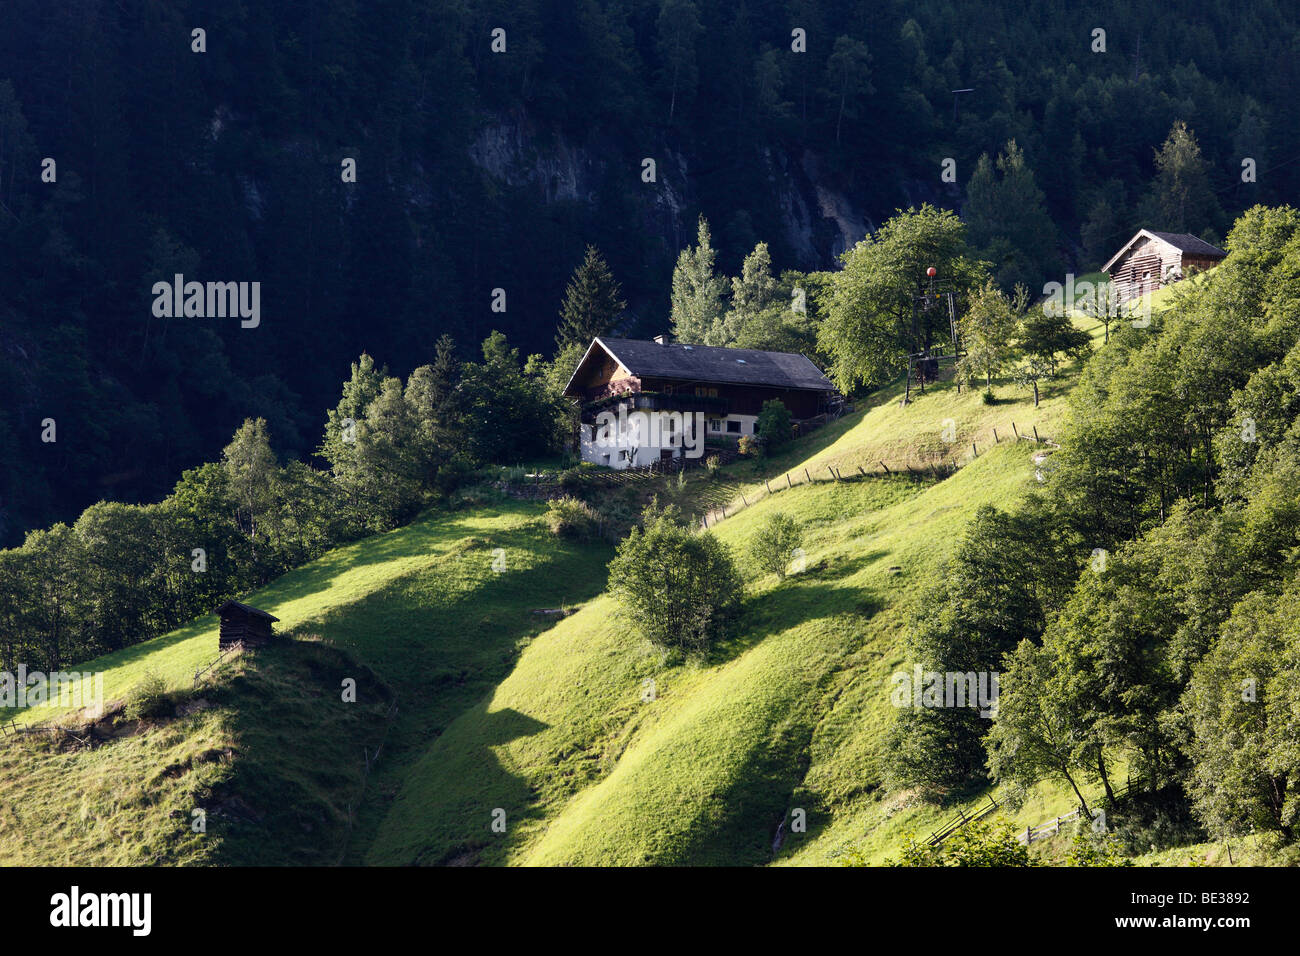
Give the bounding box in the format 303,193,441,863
367,347,1091,865
6,301,1204,868
0,502,614,865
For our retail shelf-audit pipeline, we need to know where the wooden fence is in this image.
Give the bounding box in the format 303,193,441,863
697,420,1054,530
1018,779,1134,845
926,796,1001,846
193,641,243,688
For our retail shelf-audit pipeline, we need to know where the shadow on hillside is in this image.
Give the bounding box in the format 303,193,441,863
196,523,609,866
711,561,885,666
197,640,397,866
405,704,552,866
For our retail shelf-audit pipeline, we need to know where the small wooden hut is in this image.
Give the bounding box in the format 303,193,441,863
216,600,279,650
1102,229,1227,304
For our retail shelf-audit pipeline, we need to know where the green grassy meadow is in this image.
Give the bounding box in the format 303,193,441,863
4,301,1222,867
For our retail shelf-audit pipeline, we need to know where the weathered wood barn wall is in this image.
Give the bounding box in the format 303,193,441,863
216,600,279,650
1103,230,1227,304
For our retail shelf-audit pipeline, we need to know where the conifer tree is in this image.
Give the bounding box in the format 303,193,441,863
555,245,626,351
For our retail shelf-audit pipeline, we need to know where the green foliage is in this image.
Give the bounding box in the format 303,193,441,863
555,245,626,351
545,496,600,540
748,512,803,579
1013,306,1092,405
1139,121,1224,237
819,205,988,392
1064,832,1134,867
965,140,1060,290
888,499,1077,797
957,281,1024,391
606,502,743,654
124,670,170,721
756,399,794,450
878,821,1032,867
670,216,728,344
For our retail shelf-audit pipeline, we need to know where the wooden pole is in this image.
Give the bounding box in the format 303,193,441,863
804,468,811,483
993,428,999,443
1033,425,1040,442
1012,422,1019,438
880,461,890,474
972,442,977,457
786,474,792,489
765,479,772,493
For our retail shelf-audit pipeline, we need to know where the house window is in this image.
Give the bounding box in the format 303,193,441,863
618,450,630,462
752,422,759,434
726,420,741,434
709,420,721,433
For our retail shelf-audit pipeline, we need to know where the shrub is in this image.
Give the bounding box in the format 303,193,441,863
545,496,599,539
757,399,794,450
607,502,743,654
558,468,585,492
982,388,995,405
737,434,764,457
879,821,1033,867
705,454,722,478
748,512,804,579
125,670,171,721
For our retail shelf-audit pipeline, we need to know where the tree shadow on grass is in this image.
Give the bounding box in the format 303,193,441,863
709,557,886,667
368,701,551,866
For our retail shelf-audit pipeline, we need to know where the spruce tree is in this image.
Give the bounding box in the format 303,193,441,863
555,245,626,351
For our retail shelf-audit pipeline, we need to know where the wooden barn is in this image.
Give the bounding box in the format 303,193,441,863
563,336,840,469
1102,229,1227,304
216,600,279,650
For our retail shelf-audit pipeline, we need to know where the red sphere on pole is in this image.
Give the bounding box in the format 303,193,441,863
926,266,937,278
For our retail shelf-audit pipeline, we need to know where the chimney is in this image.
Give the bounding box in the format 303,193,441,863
653,334,669,345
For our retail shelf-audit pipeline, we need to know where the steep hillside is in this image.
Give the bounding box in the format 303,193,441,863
0,502,613,864
3,309,1144,866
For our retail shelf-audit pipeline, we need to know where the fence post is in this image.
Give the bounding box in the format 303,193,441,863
1033,425,1040,442
1012,422,1019,439
993,428,999,443
765,479,772,493
972,442,977,457
880,461,890,474
786,474,793,489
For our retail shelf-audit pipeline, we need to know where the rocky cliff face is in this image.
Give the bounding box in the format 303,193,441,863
467,112,879,271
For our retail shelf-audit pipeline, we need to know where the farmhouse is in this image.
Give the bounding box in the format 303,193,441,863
563,336,840,469
1102,229,1227,304
216,600,279,650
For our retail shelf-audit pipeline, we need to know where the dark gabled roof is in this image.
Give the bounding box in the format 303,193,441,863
1101,229,1227,272
565,337,836,396
216,600,279,622
1147,231,1227,258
